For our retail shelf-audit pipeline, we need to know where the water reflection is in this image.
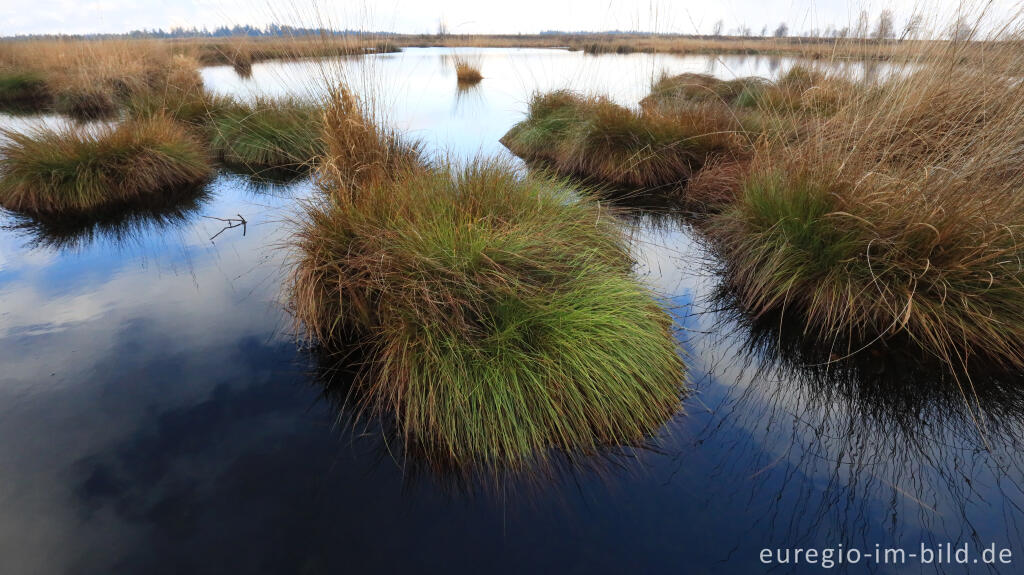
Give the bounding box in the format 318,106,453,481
3,185,211,252
690,284,1024,553
0,112,115,142
219,165,311,197
309,336,686,498
453,80,485,115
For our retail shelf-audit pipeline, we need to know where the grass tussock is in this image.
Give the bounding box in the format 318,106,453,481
642,66,855,123
501,90,746,191
290,89,684,468
210,97,325,172
710,34,1024,369
230,50,254,78
640,72,768,113
53,83,119,119
0,70,50,109
452,55,483,84
624,65,855,207
0,116,211,213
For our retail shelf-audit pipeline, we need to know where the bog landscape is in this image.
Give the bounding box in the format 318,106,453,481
1,2,1023,573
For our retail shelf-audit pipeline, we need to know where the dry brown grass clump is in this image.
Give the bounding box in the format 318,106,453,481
224,45,254,78
642,66,855,122
451,55,483,84
683,157,751,210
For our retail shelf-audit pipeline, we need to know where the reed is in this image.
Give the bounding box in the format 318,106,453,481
452,54,483,84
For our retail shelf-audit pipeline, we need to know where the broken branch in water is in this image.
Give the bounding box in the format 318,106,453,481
204,213,247,241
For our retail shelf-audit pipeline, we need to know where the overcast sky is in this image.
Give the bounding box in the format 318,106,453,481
0,0,1020,37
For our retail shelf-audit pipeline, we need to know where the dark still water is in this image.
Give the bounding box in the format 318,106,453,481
0,49,1020,574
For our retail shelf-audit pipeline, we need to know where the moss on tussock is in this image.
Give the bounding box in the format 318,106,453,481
0,116,211,213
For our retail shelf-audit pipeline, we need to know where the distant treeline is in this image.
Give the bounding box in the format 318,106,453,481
6,26,750,41
2,25,390,40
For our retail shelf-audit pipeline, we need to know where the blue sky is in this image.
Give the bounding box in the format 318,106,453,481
0,0,1018,36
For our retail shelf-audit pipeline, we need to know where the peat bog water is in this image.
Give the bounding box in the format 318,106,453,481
0,48,1021,574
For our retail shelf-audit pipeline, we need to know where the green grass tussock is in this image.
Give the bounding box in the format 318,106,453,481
501,90,745,191
126,89,232,129
0,116,211,213
710,56,1024,369
210,97,325,172
0,70,50,109
290,89,685,468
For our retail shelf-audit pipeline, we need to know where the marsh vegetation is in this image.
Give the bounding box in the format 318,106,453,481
0,40,328,213
289,89,684,469
5,10,1024,570
501,90,746,195
1,7,1023,474
451,54,483,84
499,25,1024,373
0,117,211,213
710,56,1024,368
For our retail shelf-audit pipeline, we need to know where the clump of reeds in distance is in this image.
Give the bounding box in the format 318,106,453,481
709,18,1024,370
210,97,325,173
230,50,254,78
452,54,483,84
0,116,211,213
501,90,746,193
290,88,685,469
